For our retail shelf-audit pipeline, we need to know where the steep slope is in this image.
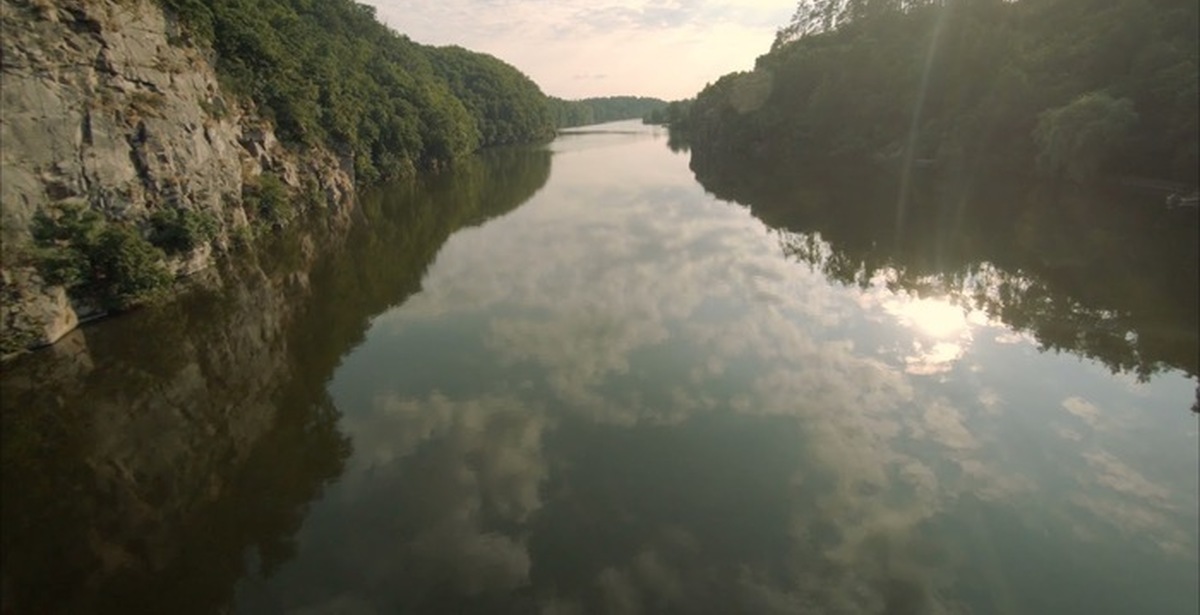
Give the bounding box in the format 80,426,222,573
0,0,355,353
0,0,554,356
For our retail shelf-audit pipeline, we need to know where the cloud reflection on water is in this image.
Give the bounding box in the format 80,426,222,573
251,128,1197,614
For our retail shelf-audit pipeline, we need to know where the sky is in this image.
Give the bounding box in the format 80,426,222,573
359,0,797,100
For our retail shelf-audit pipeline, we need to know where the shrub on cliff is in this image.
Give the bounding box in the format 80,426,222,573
31,203,172,311
242,172,292,228
90,226,173,310
30,201,103,289
149,207,219,254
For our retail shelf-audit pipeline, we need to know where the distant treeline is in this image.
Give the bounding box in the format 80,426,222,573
682,0,1199,184
548,96,668,129
642,99,693,128
158,0,555,182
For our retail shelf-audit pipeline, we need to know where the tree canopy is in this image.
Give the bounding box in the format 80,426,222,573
684,0,1199,185
643,99,693,129
548,96,668,129
158,0,556,182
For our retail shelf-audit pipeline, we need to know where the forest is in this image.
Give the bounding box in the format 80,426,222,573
548,96,668,129
642,99,693,128
681,0,1199,185
157,0,673,175
158,0,556,182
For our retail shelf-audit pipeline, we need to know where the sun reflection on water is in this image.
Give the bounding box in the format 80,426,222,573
887,295,973,339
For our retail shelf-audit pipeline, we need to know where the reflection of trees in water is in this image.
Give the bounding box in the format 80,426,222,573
692,154,1199,382
0,284,354,614
0,147,552,613
302,146,553,368
665,129,691,154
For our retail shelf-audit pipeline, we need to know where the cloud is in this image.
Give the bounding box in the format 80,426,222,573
317,134,980,611
263,392,549,612
994,330,1033,345
1082,450,1173,506
1062,395,1102,428
922,401,978,450
362,0,797,98
905,340,965,375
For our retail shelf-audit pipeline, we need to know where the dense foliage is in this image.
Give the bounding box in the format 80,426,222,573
642,99,693,128
31,202,173,311
158,0,555,180
686,0,1199,184
427,46,556,147
548,96,668,128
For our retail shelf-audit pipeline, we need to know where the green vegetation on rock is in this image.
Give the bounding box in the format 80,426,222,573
149,207,220,254
158,0,555,181
243,172,292,228
32,202,172,311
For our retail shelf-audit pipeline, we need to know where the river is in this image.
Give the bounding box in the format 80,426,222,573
1,120,1196,614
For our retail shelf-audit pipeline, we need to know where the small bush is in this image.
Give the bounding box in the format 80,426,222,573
31,202,172,310
198,95,230,120
31,201,102,287
91,226,173,310
35,247,90,288
303,176,324,209
244,172,293,226
149,207,219,254
31,200,103,246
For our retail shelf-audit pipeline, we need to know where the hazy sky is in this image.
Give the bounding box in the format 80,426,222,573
360,0,797,100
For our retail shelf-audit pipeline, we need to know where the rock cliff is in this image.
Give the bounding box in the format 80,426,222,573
0,0,355,356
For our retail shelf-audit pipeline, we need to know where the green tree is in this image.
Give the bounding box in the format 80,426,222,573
688,0,1198,184
158,0,557,180
1033,91,1138,182
90,226,173,310
548,96,668,128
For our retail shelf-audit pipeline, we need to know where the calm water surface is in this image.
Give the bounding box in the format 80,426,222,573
2,121,1196,614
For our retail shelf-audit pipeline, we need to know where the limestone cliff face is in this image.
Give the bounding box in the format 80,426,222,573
0,0,355,356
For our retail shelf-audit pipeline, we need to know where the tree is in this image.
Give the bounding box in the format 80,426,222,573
1033,91,1138,182
692,0,1197,184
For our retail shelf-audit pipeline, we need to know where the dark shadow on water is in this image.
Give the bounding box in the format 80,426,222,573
0,146,552,614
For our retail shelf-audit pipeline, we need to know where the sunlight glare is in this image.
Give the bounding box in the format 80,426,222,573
888,296,970,339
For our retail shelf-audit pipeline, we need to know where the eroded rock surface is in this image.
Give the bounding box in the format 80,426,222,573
0,0,355,354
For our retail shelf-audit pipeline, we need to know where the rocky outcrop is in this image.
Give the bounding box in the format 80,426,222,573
0,268,78,354
0,0,355,357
